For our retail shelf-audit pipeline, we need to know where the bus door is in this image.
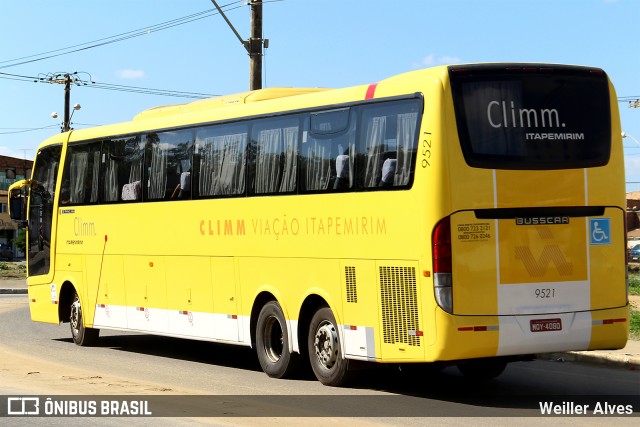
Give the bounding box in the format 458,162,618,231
28,145,62,277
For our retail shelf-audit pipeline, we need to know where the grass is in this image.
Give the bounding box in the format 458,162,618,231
631,310,640,341
630,275,640,297
0,262,26,279
628,267,640,339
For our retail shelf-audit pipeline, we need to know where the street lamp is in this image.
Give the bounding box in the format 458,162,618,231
51,103,81,132
39,71,92,132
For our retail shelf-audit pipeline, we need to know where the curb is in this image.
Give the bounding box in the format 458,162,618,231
537,351,640,370
0,289,27,295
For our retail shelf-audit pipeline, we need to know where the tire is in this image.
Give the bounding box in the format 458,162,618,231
308,306,351,386
457,358,507,381
255,301,299,378
70,291,99,346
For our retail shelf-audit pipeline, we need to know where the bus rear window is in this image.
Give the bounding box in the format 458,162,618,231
449,65,611,169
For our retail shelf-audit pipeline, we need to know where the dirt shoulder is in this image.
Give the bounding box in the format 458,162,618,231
0,300,197,396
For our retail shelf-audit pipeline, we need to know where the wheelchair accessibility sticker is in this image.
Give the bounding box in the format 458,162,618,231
590,218,611,245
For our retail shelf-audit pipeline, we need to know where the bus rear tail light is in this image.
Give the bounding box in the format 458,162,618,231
433,216,453,314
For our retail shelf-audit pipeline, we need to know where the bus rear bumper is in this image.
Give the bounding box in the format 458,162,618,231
430,306,629,361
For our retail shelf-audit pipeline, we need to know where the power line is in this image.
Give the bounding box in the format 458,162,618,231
1,71,218,99
0,8,224,65
0,125,59,135
0,72,35,83
619,96,640,108
0,123,103,135
0,1,246,70
88,82,218,99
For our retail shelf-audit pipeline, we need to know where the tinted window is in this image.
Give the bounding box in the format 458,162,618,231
249,116,300,195
29,145,61,276
61,142,101,205
145,130,194,201
449,65,611,169
52,96,422,208
310,108,350,135
357,99,421,188
194,123,247,197
101,136,144,202
301,108,355,192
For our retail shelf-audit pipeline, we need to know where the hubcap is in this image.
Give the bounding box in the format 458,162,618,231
263,315,284,363
314,320,338,369
70,296,81,338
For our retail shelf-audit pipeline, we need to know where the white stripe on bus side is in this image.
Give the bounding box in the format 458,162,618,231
93,304,251,345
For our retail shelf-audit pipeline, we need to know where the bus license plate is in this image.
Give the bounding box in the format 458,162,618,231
530,318,562,332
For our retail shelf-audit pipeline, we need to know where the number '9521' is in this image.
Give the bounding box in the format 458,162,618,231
535,288,556,299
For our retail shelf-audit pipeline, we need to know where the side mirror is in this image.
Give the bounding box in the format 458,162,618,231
9,186,28,228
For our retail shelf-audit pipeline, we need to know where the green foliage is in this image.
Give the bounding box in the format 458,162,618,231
630,309,640,340
13,229,26,255
629,275,640,297
0,263,8,271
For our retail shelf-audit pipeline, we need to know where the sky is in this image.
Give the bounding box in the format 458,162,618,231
1,0,639,190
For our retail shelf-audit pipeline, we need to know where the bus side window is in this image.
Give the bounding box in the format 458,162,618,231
194,124,248,198
301,109,355,193
144,130,194,201
357,99,421,189
61,141,101,205
101,136,144,203
249,116,301,195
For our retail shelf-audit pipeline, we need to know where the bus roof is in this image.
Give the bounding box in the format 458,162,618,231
36,66,446,149
133,87,331,121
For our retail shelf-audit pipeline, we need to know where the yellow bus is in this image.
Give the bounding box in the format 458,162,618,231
9,63,628,385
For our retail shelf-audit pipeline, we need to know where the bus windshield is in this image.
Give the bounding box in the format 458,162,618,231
449,65,611,170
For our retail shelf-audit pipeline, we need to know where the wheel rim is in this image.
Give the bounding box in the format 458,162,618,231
70,295,81,338
314,320,338,369
263,315,284,363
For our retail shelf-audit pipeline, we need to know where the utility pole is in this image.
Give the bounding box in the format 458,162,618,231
211,0,267,91
39,72,85,132
63,74,71,132
249,0,263,90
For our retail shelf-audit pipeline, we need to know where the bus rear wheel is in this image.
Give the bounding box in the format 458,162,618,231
308,307,351,386
255,301,299,378
70,291,99,346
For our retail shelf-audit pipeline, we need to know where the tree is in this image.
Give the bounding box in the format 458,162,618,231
13,228,26,257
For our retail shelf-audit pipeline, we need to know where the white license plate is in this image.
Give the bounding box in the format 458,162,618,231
530,318,562,332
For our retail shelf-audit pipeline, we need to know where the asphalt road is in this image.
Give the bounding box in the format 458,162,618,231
0,295,638,425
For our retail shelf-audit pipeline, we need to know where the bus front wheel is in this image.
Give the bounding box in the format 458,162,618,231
308,307,351,386
255,301,299,378
70,291,99,346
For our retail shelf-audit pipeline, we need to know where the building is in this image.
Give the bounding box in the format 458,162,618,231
0,154,33,258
